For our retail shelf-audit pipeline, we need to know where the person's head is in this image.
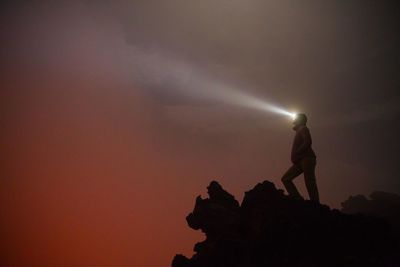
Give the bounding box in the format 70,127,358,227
292,113,307,129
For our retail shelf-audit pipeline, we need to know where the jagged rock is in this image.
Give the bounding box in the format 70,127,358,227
185,181,240,241
172,180,399,267
342,191,400,236
171,255,190,267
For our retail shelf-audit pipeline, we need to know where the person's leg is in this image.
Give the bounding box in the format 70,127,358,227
301,157,319,203
281,163,303,199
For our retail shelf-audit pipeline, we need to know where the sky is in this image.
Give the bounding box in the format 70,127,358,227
1,1,400,266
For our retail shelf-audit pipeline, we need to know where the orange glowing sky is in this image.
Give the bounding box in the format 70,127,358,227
1,1,400,267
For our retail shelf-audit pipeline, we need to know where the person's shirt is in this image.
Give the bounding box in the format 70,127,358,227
291,125,316,164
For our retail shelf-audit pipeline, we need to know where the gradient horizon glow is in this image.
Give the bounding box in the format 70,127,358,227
2,2,399,267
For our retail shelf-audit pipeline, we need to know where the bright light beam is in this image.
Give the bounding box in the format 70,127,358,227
129,47,297,120
213,85,297,119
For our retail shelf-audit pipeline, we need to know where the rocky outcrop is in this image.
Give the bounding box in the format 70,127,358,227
172,181,399,267
341,191,400,236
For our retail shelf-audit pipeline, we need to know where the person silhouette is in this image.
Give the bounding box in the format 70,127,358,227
281,113,320,202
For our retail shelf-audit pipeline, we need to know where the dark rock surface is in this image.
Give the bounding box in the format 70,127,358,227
172,180,399,267
341,191,400,236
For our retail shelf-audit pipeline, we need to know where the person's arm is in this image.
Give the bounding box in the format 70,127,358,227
296,127,312,154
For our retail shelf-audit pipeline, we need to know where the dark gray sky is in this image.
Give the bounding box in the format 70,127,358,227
1,1,400,267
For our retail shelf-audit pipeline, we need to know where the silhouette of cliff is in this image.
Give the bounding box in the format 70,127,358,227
172,181,399,267
341,191,400,236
